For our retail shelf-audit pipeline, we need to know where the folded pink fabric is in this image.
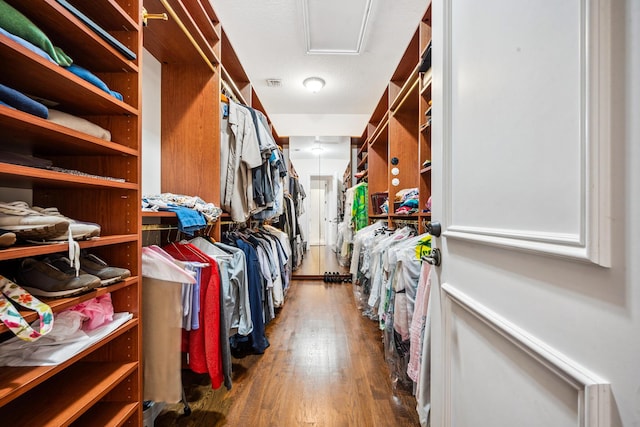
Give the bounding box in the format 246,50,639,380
68,293,114,331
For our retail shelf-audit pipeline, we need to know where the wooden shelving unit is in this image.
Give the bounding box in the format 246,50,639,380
359,2,432,231
0,0,142,424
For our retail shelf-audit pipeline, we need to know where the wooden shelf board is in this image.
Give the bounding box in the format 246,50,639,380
369,214,389,219
143,0,220,68
0,234,138,262
142,211,178,218
73,401,139,427
390,71,420,113
67,0,139,32
220,64,249,106
0,360,138,425
0,279,137,334
0,107,137,157
419,212,432,218
419,121,431,133
0,163,138,190
0,324,138,408
0,37,138,117
367,114,389,147
4,0,138,73
420,165,432,174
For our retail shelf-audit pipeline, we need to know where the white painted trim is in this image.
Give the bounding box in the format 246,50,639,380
301,0,372,55
440,0,612,267
441,283,611,427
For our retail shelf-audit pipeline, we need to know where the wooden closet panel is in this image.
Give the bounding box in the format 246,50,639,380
160,64,221,205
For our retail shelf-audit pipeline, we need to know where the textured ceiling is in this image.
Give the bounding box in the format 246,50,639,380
209,0,428,138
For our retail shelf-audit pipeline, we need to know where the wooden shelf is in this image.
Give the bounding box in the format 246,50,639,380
0,107,138,157
142,211,178,218
68,0,139,32
0,163,137,190
390,71,420,113
73,401,139,427
0,360,138,425
368,114,389,147
0,279,137,334
0,37,138,116
5,0,138,73
419,121,431,133
357,152,368,169
369,214,389,219
420,69,433,96
143,0,220,69
0,234,138,262
420,165,432,174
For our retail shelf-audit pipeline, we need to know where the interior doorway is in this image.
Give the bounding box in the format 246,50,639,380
309,176,329,246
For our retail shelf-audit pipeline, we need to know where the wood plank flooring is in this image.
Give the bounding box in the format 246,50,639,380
154,280,420,426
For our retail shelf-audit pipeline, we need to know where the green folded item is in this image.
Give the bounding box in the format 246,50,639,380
0,0,72,66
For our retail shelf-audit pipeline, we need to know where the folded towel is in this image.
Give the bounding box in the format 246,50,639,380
0,27,56,64
64,64,123,101
0,84,48,118
47,109,111,141
0,0,72,66
167,205,206,236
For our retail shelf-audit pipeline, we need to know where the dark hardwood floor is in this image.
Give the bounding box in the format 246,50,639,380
154,279,420,426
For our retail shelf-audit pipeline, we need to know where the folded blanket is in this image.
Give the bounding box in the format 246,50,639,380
64,64,123,101
0,27,56,63
0,0,72,66
47,109,111,141
0,84,48,118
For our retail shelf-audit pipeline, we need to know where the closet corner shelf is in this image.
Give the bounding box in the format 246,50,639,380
420,165,432,174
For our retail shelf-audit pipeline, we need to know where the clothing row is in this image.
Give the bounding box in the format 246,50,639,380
142,225,292,403
335,182,368,267
220,98,288,224
350,221,433,427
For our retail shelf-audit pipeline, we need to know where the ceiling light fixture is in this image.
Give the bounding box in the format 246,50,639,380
303,77,326,93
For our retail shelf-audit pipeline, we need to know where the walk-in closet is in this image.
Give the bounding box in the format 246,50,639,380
1,0,639,426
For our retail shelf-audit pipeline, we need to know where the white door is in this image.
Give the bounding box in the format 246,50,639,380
430,1,639,426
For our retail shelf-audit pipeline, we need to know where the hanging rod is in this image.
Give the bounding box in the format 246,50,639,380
159,0,216,73
142,224,179,232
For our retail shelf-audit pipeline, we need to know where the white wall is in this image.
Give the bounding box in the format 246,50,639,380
141,49,162,196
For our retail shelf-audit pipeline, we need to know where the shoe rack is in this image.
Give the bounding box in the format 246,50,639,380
0,0,142,425
356,2,432,233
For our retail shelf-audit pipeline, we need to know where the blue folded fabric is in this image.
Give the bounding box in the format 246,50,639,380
0,84,48,118
167,205,206,236
400,199,419,208
0,100,15,109
64,64,123,101
0,27,56,64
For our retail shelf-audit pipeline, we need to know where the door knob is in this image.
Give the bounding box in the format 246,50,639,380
427,221,441,237
422,248,441,266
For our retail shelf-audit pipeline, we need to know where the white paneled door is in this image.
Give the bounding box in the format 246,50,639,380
429,0,640,426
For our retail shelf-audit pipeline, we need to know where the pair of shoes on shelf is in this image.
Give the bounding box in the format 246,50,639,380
14,253,131,299
47,253,131,286
0,201,100,242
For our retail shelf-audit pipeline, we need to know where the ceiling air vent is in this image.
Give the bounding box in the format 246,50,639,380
266,78,282,87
